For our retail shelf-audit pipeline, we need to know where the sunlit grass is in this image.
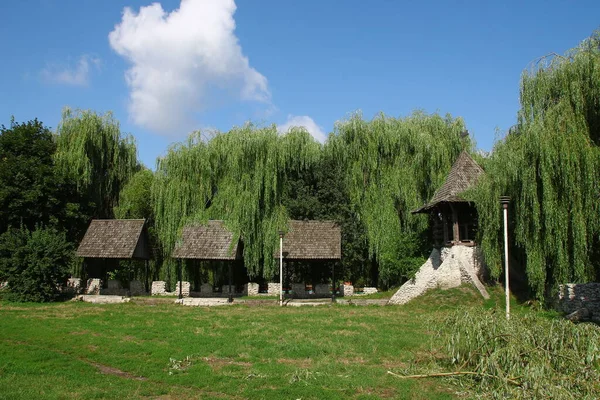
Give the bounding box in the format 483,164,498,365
0,286,507,399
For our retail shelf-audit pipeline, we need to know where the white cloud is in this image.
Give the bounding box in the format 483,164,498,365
41,55,100,86
109,0,270,135
278,115,327,143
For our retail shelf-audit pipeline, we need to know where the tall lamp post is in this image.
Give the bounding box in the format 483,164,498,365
500,196,510,320
279,231,284,307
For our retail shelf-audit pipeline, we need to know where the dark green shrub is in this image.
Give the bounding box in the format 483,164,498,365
0,226,73,302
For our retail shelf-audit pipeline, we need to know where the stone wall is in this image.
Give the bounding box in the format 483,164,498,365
130,280,145,296
101,280,127,296
175,281,191,297
66,278,82,293
151,281,167,296
86,278,102,295
246,283,259,296
222,284,234,294
268,282,281,296
556,283,600,316
389,245,489,305
314,284,330,295
341,284,353,297
292,283,306,297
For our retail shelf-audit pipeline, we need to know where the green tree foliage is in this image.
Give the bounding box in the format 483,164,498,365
154,114,466,287
282,151,373,286
54,108,139,219
329,112,468,285
0,226,73,302
0,119,87,240
153,125,321,281
114,168,155,221
0,120,58,232
474,32,600,300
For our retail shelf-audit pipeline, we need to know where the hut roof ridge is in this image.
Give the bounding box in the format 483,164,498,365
414,150,484,213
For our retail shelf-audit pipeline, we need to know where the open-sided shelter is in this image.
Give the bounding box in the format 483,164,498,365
413,150,484,247
276,220,342,299
76,219,151,290
172,220,242,299
279,220,341,260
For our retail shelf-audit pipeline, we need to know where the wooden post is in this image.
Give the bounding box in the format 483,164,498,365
178,259,183,300
332,262,335,303
145,260,149,293
228,263,233,303
449,204,459,243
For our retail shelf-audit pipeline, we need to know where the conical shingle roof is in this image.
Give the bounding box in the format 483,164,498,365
414,150,484,213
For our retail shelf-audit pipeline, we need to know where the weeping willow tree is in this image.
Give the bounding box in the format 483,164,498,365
474,32,600,300
327,111,469,285
54,108,139,219
152,124,321,282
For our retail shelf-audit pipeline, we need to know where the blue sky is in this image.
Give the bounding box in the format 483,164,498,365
1,0,598,168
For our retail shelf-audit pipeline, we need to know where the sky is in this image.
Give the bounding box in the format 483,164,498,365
1,0,599,168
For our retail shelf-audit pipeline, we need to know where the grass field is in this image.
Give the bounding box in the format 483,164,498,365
0,286,510,399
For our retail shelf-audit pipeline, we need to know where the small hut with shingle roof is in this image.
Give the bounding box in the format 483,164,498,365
413,150,484,247
172,220,241,261
172,220,242,299
76,219,152,293
278,220,341,261
77,219,151,260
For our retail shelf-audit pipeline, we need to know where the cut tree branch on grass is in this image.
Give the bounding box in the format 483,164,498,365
386,370,522,387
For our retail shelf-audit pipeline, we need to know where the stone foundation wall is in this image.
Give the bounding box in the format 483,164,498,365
314,284,329,295
151,281,167,296
268,282,280,296
389,246,489,305
341,284,353,297
291,283,306,297
175,281,191,297
66,278,82,293
556,283,600,316
130,280,145,296
246,283,259,296
86,278,102,295
101,280,127,296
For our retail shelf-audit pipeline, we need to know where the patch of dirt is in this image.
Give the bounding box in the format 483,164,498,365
88,361,147,381
132,297,177,306
277,358,313,368
332,329,359,336
70,330,101,337
339,356,367,365
203,357,252,371
242,300,278,307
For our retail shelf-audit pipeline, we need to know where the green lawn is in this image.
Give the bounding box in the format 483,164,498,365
0,287,503,399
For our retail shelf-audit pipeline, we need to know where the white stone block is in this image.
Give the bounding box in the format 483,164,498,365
246,282,259,296
151,281,167,296
86,278,102,295
268,282,281,296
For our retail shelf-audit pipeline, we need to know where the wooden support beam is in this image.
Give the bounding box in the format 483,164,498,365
449,204,460,243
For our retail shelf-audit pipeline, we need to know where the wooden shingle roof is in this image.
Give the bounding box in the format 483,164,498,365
76,219,150,259
172,220,240,260
278,220,341,260
414,150,484,213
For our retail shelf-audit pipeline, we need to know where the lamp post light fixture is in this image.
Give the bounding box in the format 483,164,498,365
279,230,284,307
500,196,510,320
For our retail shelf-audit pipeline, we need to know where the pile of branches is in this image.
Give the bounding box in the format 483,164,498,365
392,308,600,399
